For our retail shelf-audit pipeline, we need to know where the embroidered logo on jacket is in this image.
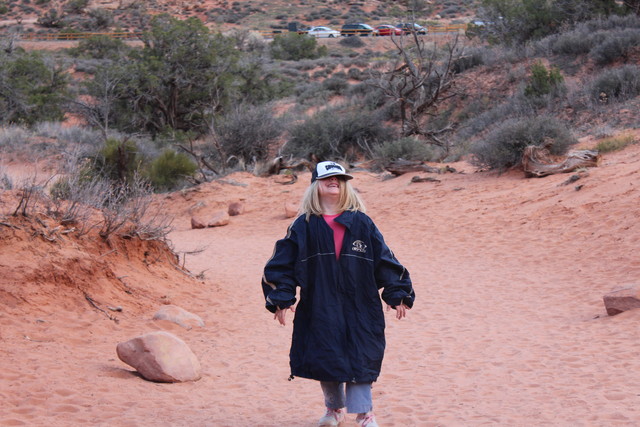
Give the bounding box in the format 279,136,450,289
352,240,367,253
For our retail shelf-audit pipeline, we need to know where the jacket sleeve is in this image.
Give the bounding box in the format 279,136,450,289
371,225,415,309
261,221,299,313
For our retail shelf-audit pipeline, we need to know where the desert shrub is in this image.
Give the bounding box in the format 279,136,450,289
313,69,329,79
322,75,349,94
49,172,109,233
271,32,327,60
339,36,365,48
470,116,577,171
374,137,443,162
477,0,622,46
37,8,64,27
11,175,47,217
581,13,640,32
34,122,103,146
454,95,535,143
284,107,393,161
85,8,113,30
590,28,640,65
294,81,331,105
214,104,285,165
0,125,30,149
0,168,12,190
347,67,364,80
524,61,565,98
64,0,88,13
144,149,196,191
550,30,606,56
593,134,636,153
589,65,640,104
452,47,486,73
90,138,142,183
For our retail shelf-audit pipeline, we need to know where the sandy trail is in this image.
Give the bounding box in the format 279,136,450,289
1,140,640,426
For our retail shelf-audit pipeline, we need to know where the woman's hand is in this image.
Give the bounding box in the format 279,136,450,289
387,303,410,320
274,306,296,326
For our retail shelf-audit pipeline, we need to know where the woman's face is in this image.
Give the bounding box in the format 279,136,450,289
317,176,342,199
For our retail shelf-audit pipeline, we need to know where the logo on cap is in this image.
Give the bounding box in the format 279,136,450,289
311,161,354,183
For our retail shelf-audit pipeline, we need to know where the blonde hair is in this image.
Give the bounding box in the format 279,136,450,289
300,178,366,220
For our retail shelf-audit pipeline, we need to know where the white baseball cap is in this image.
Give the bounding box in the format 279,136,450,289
311,161,354,183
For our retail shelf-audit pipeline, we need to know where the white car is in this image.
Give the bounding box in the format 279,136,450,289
307,26,340,38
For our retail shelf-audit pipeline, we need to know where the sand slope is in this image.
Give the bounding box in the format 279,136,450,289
1,138,640,426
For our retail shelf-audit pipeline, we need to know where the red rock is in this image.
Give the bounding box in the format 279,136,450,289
190,216,206,229
603,285,640,316
116,331,201,383
207,211,230,227
153,305,204,330
228,201,245,216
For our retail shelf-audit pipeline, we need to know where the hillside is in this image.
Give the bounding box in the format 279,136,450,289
0,0,479,34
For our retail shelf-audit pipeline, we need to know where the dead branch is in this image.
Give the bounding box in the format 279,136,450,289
522,145,600,178
84,293,119,323
411,176,441,183
384,159,442,176
0,221,21,229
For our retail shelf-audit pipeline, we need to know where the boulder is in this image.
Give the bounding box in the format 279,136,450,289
603,285,640,316
190,216,206,229
153,305,204,330
228,201,245,216
116,331,201,383
208,211,230,227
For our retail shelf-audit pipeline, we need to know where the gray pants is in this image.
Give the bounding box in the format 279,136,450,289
320,381,373,414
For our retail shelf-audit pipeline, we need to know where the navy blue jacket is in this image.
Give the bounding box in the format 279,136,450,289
262,210,415,383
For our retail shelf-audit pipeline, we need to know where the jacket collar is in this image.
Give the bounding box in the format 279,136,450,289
334,210,357,228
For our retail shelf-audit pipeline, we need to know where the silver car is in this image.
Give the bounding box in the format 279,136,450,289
307,26,341,38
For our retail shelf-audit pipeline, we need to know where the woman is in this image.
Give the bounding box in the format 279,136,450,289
262,161,415,427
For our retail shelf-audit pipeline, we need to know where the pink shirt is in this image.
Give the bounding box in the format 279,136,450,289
323,214,346,260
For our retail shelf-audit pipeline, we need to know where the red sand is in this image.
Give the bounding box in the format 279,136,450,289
2,134,640,426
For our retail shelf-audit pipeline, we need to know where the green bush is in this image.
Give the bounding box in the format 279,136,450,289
589,65,640,104
92,138,142,183
0,51,68,125
271,33,327,60
470,116,577,171
144,149,197,191
593,134,636,153
524,61,564,98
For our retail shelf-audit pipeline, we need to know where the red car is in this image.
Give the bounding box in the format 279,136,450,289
374,25,402,36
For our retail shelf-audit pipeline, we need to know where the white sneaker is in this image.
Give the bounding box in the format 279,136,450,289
356,412,379,427
318,407,345,426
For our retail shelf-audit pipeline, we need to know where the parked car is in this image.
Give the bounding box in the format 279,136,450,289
340,23,374,37
396,23,428,35
374,25,403,36
307,26,340,38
